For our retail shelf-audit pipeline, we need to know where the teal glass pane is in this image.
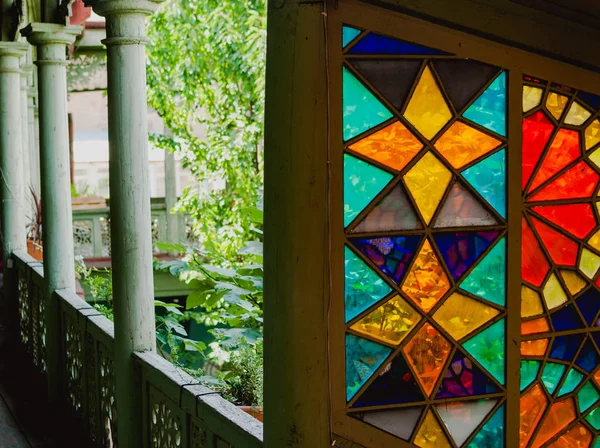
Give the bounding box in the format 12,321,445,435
520,360,540,392
595,436,600,448
344,154,394,227
578,381,600,413
343,26,361,48
586,407,600,430
346,333,392,401
460,237,506,306
343,66,393,141
345,246,392,322
462,319,505,385
541,362,566,394
557,368,584,397
466,404,504,448
463,71,507,137
462,149,506,218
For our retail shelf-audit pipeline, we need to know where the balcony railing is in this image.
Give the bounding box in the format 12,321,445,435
14,250,264,447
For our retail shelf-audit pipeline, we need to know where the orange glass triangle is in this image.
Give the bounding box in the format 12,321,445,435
520,384,548,448
522,217,550,287
528,129,580,192
530,217,579,266
529,161,600,201
435,121,502,169
530,398,576,448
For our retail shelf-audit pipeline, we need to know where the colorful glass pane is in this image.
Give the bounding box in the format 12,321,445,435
579,248,600,280
345,246,393,322
522,217,550,287
542,273,568,310
575,339,600,372
521,339,548,357
350,295,421,345
345,333,392,401
401,239,451,312
531,204,596,239
353,407,423,441
546,92,569,120
557,368,584,397
462,318,505,385
530,398,576,448
342,26,361,48
559,270,587,295
522,111,555,190
521,285,543,318
413,410,452,448
529,161,600,201
521,318,550,335
541,362,566,394
520,384,548,448
576,289,600,326
433,181,499,228
350,235,421,284
344,153,394,227
586,408,600,430
520,360,541,391
435,121,502,169
523,85,543,113
463,71,507,136
460,237,506,307
550,335,585,361
436,350,501,398
586,119,600,150
433,292,500,340
436,399,497,447
564,101,592,125
402,323,451,397
403,66,453,140
348,33,447,55
552,304,585,331
466,404,504,448
528,129,580,192
433,230,499,280
348,121,423,171
553,423,593,448
343,66,393,141
578,381,600,412
531,218,579,267
462,149,506,218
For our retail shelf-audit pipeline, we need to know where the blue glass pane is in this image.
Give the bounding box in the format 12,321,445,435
575,338,600,372
550,334,584,361
342,26,362,48
551,304,585,331
460,237,506,306
437,350,501,398
462,149,506,218
541,362,566,394
579,90,600,110
463,72,507,137
346,334,392,401
348,33,447,55
350,235,421,284
462,319,505,385
557,368,584,397
343,67,393,141
351,353,424,407
344,154,394,227
577,288,600,325
345,246,392,322
466,404,504,448
520,360,540,392
433,231,499,280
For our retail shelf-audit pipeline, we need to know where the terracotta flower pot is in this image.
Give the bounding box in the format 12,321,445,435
27,239,43,262
238,406,263,422
69,0,92,25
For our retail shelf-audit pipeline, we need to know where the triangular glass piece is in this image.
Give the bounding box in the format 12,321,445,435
522,111,555,190
579,248,600,280
404,66,453,140
565,100,591,126
577,288,600,326
522,217,550,287
350,294,421,346
550,335,585,361
530,398,577,448
586,119,600,150
520,360,541,392
531,217,579,267
542,273,568,311
352,407,424,441
433,292,500,340
436,399,497,447
462,149,506,218
579,90,600,111
435,121,502,169
466,404,504,448
342,25,361,48
463,72,507,136
529,161,600,202
402,323,452,397
432,60,499,112
351,60,422,111
413,410,452,448
344,246,392,322
404,151,452,225
345,334,391,401
433,181,499,229
575,338,600,372
551,304,585,332
350,235,422,284
557,368,584,397
348,32,448,55
436,349,501,398
343,153,393,228
520,384,549,448
352,183,423,233
578,381,600,413
462,319,505,385
559,270,587,295
343,66,393,141
521,285,543,318
433,230,499,280
351,352,424,407
460,237,506,306
532,204,596,239
541,362,566,394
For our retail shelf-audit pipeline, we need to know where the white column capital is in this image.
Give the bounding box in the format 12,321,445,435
85,0,165,16
0,43,29,72
21,23,82,58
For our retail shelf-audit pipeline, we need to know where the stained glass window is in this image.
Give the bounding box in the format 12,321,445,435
342,25,508,446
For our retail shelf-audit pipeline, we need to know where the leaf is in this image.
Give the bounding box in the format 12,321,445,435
238,241,263,256
202,264,237,279
155,300,184,315
211,328,262,348
156,241,186,253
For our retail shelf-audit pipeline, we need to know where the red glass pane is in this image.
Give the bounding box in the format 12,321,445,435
528,129,580,192
531,204,597,239
522,111,555,190
530,217,579,266
522,217,550,287
529,162,600,201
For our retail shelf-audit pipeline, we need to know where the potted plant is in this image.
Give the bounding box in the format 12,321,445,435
26,188,43,261
71,184,106,210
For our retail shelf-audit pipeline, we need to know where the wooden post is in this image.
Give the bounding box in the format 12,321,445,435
86,1,164,446
20,58,32,214
22,22,82,404
264,0,331,446
164,128,179,249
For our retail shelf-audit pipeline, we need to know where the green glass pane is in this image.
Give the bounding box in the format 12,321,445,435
345,246,392,322
557,368,584,397
346,333,392,401
343,66,393,141
463,71,507,137
343,26,361,48
595,436,600,448
462,319,505,385
578,381,600,413
344,154,394,227
586,407,600,430
462,149,506,218
460,237,506,306
520,360,540,392
541,362,566,394
466,404,504,448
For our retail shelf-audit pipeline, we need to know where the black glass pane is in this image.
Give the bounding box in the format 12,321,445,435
576,289,600,325
575,338,600,372
551,304,585,331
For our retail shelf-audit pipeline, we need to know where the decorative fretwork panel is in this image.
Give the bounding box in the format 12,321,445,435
64,314,84,413
73,220,94,257
99,344,117,447
86,334,99,444
17,268,31,347
100,217,111,257
149,386,183,448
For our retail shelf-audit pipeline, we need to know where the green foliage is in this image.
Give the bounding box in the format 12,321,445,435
147,0,267,259
222,339,263,406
